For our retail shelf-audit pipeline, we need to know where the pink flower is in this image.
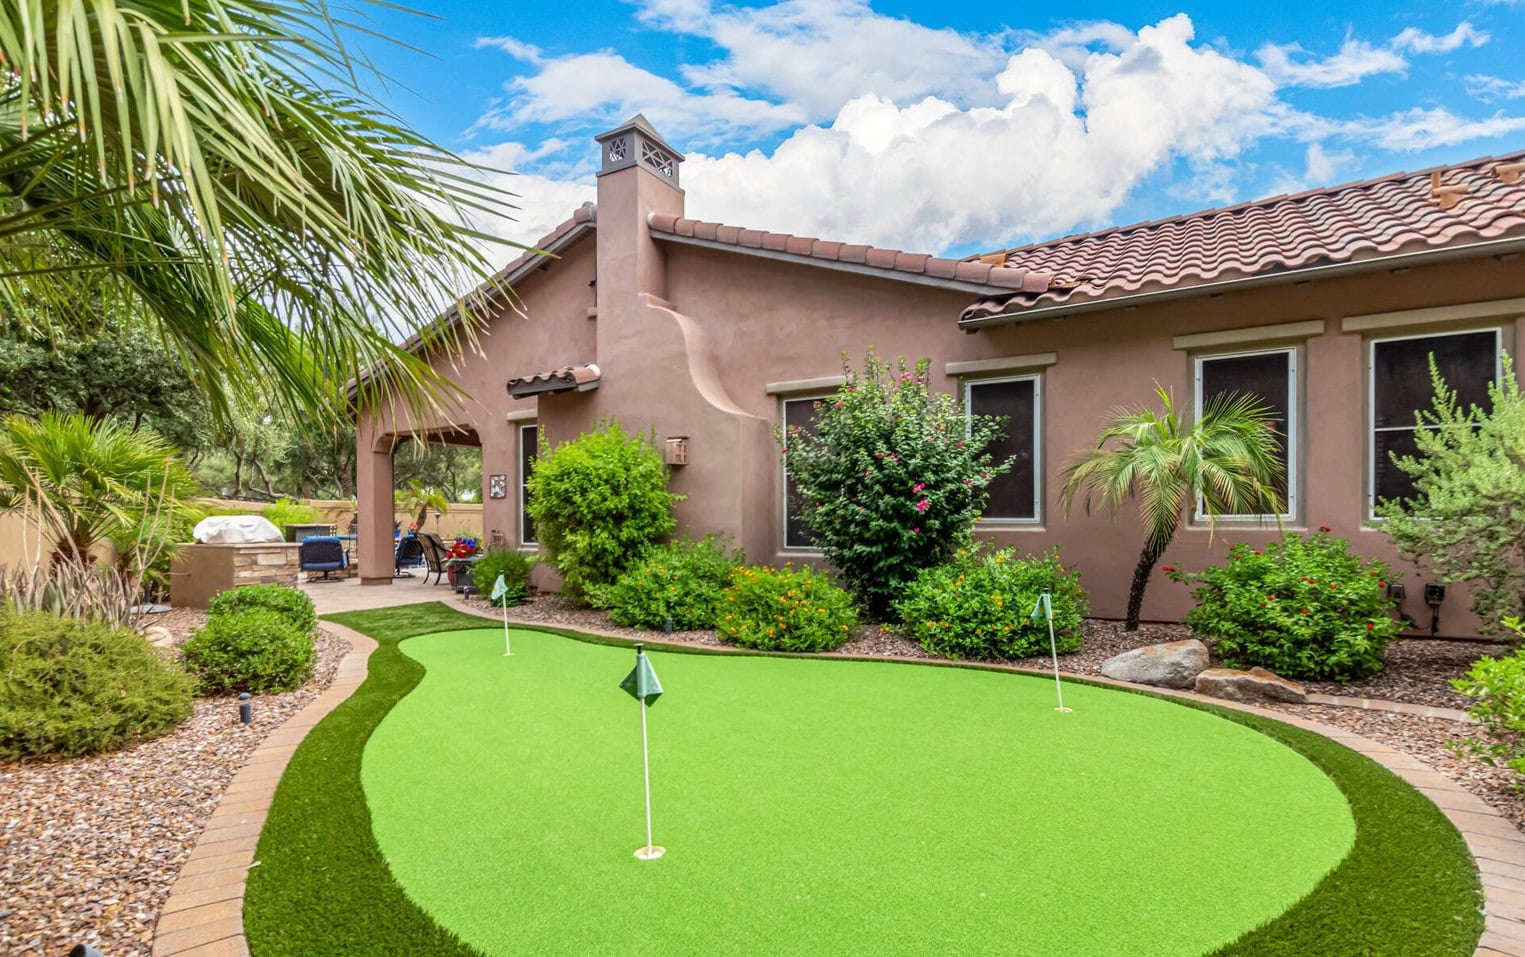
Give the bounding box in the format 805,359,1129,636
916,498,930,513
912,482,926,492
1161,565,1176,573
911,527,920,534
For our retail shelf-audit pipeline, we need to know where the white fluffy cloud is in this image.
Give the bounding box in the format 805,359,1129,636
681,15,1279,251
1258,21,1488,89
1468,74,1525,101
1391,23,1489,54
1329,107,1525,151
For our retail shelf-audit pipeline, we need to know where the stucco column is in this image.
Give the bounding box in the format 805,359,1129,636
355,418,395,585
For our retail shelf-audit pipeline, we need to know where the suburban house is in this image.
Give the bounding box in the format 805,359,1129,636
354,115,1525,637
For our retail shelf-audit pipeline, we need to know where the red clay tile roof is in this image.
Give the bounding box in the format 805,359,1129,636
506,363,601,398
961,151,1525,323
647,212,1055,293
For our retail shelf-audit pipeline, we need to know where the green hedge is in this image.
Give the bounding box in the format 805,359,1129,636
208,583,316,636
184,608,315,694
716,564,857,652
589,535,741,631
0,609,193,759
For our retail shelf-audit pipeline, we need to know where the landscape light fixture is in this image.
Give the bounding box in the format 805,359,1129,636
1424,584,1446,637
69,945,105,957
238,692,253,725
1386,583,1406,602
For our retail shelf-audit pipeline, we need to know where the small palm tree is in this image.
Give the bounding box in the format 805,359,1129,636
1060,387,1285,631
0,412,204,567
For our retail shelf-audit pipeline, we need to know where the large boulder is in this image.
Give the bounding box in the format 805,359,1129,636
1194,667,1307,704
1100,639,1209,689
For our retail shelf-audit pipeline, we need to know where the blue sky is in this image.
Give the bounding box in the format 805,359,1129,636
349,0,1525,257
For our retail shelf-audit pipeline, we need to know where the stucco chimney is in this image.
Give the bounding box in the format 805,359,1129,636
595,113,684,190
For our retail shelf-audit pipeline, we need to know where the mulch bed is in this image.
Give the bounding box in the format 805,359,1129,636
0,613,349,957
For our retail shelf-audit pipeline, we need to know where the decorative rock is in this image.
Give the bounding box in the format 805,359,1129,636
139,626,175,649
1099,639,1209,689
1194,667,1307,704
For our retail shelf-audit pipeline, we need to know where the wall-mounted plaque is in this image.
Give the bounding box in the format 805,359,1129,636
488,474,508,499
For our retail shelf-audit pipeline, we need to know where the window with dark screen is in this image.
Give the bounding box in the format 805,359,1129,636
519,424,538,546
1195,349,1295,517
965,377,1040,522
1370,329,1499,512
781,396,825,549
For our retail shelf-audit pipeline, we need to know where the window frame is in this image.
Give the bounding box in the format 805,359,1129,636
964,373,1043,525
1366,326,1503,521
518,422,538,547
780,394,830,552
1191,346,1299,523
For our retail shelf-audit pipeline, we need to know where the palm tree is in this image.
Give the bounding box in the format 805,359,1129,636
1060,387,1285,631
0,1,521,421
0,412,204,567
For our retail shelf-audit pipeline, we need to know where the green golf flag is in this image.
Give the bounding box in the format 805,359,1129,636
490,574,508,602
1029,591,1052,625
619,649,663,707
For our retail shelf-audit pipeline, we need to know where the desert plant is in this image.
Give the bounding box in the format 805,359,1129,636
590,535,743,631
1379,354,1525,635
395,481,449,531
1168,531,1400,681
779,351,1013,618
0,561,141,628
895,547,1086,660
1060,387,1284,630
0,412,204,569
207,584,316,636
183,609,315,694
716,564,857,652
0,608,194,759
524,420,680,600
471,548,536,607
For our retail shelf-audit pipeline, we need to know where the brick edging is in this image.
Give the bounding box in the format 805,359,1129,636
149,624,377,957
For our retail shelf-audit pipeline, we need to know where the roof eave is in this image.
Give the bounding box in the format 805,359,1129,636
649,231,998,295
959,235,1525,332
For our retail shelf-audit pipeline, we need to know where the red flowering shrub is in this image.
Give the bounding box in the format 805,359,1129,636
1166,530,1400,681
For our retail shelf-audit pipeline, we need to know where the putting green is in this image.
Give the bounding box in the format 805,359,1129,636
362,629,1355,956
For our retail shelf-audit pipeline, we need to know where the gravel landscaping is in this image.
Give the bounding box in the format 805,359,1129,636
5,591,1520,957
0,615,348,957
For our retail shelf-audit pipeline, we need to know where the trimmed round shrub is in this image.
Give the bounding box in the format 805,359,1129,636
715,564,857,652
1167,530,1400,681
0,609,194,760
183,609,315,693
590,535,742,631
895,547,1086,660
207,583,315,636
524,419,680,601
471,548,536,607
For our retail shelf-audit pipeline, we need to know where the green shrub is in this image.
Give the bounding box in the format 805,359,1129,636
1450,617,1525,779
0,609,193,759
1168,530,1400,681
263,496,318,533
471,548,535,607
779,351,1012,618
183,609,315,693
895,547,1086,660
716,564,857,652
207,583,315,636
590,535,742,630
524,419,680,601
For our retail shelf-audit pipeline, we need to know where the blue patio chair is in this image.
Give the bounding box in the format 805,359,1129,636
299,536,348,582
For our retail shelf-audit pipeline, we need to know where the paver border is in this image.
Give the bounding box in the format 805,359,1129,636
152,604,1523,956
150,624,376,957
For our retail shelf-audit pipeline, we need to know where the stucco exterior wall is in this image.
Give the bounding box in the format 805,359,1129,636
355,124,1525,636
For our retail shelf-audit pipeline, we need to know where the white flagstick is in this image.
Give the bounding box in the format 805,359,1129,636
503,603,512,656
637,695,661,859
1044,592,1071,713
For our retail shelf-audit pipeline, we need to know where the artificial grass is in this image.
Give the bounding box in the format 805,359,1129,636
243,602,1484,956
363,627,1351,956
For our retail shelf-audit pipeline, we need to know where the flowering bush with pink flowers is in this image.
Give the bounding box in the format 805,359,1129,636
1166,530,1401,681
779,350,1012,618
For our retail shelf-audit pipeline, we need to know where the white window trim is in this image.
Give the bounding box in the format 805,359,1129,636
1192,346,1298,523
780,395,829,552
965,374,1043,525
1366,327,1503,521
518,422,538,547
